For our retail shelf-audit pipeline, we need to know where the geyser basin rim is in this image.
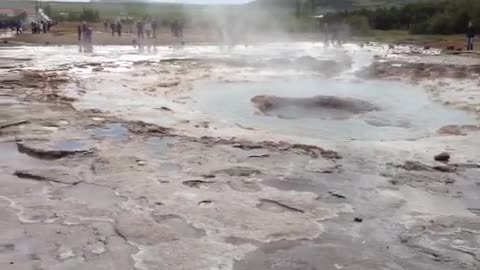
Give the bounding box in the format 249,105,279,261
191,78,476,140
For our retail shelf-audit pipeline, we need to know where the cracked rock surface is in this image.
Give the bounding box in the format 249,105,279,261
0,44,479,270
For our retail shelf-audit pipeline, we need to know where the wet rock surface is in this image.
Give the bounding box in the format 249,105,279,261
400,217,480,270
0,44,479,270
437,125,480,136
13,168,83,185
17,141,92,160
361,61,480,81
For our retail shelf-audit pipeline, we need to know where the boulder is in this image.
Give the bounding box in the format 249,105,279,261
434,152,450,162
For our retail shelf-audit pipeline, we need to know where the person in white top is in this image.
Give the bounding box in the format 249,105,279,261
144,22,152,39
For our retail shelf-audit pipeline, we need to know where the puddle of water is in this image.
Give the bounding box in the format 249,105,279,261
91,123,129,141
192,79,476,141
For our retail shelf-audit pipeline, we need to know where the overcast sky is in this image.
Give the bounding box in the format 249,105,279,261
45,0,254,4
150,0,252,3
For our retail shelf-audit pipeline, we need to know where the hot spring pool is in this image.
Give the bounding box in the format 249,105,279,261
191,79,476,141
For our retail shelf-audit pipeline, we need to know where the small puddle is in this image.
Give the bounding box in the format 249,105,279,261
192,79,476,140
91,123,129,141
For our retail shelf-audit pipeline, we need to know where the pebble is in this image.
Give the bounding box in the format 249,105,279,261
328,191,347,199
354,217,363,223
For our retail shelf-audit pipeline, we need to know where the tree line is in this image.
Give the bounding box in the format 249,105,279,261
334,0,480,35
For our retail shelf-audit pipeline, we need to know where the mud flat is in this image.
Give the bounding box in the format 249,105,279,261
0,43,479,270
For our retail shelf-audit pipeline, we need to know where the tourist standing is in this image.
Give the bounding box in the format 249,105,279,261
136,21,144,39
81,22,89,42
104,20,108,33
116,21,122,37
110,22,116,36
331,22,340,47
144,21,152,39
323,22,330,47
171,20,178,38
77,24,82,41
41,20,46,34
467,21,475,51
84,26,93,53
178,21,184,39
15,20,22,34
152,20,158,39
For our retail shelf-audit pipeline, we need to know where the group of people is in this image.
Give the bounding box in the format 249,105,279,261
0,20,54,35
135,20,159,40
100,19,186,41
0,20,48,35
73,16,479,53
104,20,123,37
31,20,53,35
101,19,160,40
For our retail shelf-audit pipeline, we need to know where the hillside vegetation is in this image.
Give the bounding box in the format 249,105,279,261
1,0,476,36
335,0,480,35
